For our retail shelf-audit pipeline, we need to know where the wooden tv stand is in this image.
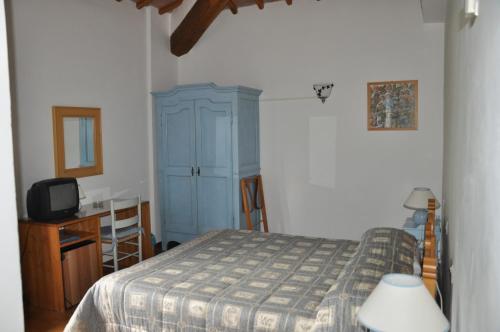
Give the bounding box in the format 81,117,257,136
19,201,153,312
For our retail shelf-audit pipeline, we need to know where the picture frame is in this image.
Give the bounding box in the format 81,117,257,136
367,80,418,131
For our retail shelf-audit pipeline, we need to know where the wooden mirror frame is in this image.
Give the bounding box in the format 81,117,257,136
52,106,103,178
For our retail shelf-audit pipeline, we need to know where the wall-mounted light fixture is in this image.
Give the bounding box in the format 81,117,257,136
465,0,479,17
313,83,334,103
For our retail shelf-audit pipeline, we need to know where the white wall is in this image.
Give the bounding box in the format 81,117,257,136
443,0,500,330
9,0,174,240
0,0,24,329
173,0,444,239
147,9,178,238
10,0,147,209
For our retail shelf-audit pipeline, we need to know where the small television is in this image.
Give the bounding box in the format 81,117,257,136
27,178,79,221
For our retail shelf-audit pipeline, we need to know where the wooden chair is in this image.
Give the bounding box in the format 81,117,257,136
100,196,142,272
240,175,269,232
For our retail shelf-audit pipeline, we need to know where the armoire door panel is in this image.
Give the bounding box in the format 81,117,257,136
197,176,231,233
195,99,233,233
164,174,197,234
158,101,197,236
195,100,232,172
164,102,196,168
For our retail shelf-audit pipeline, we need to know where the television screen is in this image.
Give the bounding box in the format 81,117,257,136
27,177,79,221
49,182,78,211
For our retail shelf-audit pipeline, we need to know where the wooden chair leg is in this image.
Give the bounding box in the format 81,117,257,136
113,244,118,272
138,233,143,262
257,175,269,233
241,179,253,230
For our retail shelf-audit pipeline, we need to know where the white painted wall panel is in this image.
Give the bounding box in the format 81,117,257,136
147,10,177,238
421,0,447,23
444,0,500,330
0,0,24,328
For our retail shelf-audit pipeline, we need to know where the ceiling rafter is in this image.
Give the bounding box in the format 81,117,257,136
118,0,184,14
136,0,152,9
115,0,293,56
158,0,183,14
170,0,230,56
227,0,238,14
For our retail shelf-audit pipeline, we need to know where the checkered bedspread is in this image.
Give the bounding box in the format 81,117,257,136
65,228,416,332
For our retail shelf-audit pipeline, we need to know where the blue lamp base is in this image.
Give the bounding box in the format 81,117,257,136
412,209,428,225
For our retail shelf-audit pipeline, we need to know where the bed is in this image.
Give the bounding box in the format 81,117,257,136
65,201,438,332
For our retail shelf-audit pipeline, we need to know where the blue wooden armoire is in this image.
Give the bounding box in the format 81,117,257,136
154,83,262,247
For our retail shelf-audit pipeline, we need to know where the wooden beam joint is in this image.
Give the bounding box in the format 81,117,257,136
228,0,238,14
170,0,230,56
136,0,152,9
159,0,183,14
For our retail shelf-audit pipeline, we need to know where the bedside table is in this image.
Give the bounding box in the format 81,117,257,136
403,217,442,262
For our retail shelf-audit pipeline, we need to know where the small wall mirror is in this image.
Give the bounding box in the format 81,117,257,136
53,106,103,178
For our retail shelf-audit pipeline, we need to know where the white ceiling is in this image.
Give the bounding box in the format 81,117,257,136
420,0,447,23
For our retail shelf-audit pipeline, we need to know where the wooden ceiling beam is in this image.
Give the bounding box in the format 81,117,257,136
158,0,183,14
116,0,294,57
230,0,284,8
136,0,152,9
170,0,229,56
227,0,238,14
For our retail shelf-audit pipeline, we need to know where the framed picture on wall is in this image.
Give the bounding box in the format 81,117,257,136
367,80,418,131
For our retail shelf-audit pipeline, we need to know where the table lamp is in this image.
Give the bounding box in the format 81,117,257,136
358,273,449,332
403,187,440,225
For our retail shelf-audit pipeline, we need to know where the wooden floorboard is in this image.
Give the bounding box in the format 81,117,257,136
24,306,74,332
24,248,164,331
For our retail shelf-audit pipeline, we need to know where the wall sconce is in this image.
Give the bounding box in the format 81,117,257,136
313,83,334,103
465,0,479,17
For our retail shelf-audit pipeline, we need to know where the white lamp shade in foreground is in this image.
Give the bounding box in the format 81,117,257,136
403,187,440,210
357,274,449,332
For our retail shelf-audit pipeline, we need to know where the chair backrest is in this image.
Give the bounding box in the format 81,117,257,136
113,197,140,211
240,175,268,232
100,196,141,231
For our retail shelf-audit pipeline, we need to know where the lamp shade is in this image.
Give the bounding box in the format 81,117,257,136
358,274,449,332
313,83,334,103
403,187,440,210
